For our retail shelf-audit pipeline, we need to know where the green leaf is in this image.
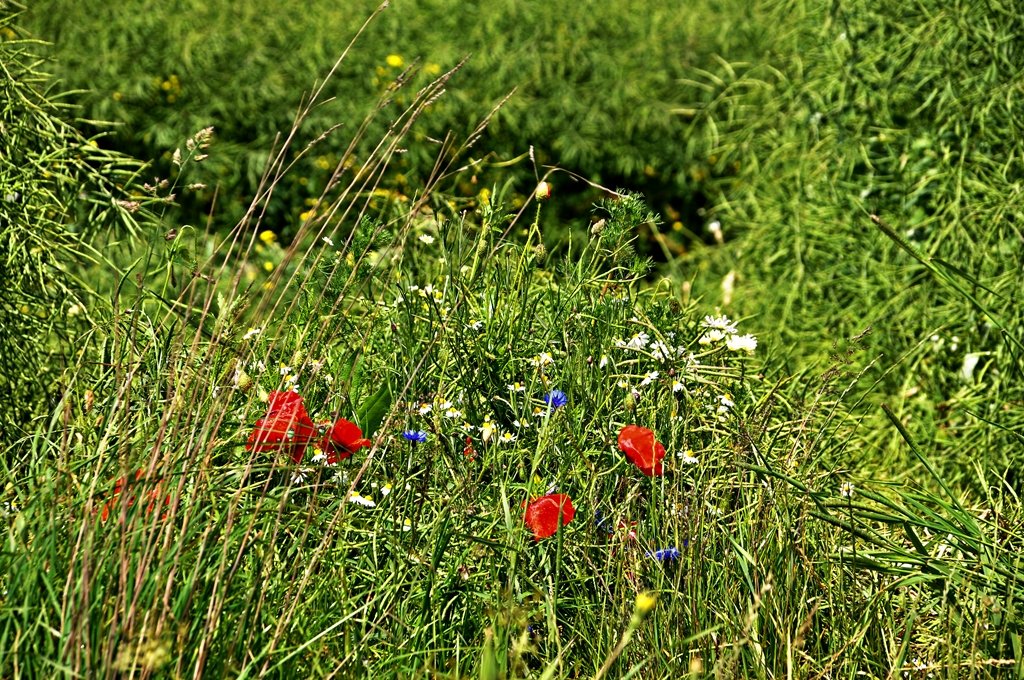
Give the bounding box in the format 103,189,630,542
355,381,391,437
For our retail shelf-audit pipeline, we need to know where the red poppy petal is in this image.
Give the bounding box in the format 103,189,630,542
617,425,666,476
524,494,575,540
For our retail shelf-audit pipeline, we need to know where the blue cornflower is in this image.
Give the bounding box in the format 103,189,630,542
402,430,428,444
647,547,681,561
543,389,568,410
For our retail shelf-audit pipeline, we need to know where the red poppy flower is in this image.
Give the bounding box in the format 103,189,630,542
617,425,666,476
318,418,372,464
246,390,317,463
100,470,171,522
523,493,575,540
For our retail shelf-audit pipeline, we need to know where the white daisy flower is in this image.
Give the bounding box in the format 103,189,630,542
528,352,555,367
348,492,376,508
678,450,698,465
418,234,435,244
322,236,335,247
508,382,526,393
242,327,262,340
702,314,738,334
726,334,758,353
444,407,463,419
418,403,433,416
499,432,517,444
480,417,498,442
640,371,659,387
672,380,684,393
698,329,726,345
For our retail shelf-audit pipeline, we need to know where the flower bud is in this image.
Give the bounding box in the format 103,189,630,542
534,181,552,201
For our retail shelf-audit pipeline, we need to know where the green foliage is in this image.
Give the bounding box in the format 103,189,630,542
679,0,1024,482
5,0,1024,676
21,0,767,232
0,9,144,440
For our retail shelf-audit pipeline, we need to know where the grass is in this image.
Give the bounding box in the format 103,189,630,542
3,0,1024,677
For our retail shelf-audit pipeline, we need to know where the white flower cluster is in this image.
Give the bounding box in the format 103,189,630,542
698,315,757,354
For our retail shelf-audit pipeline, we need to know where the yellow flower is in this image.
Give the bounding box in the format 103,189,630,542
262,261,274,272
635,592,657,614
386,54,404,68
425,63,442,76
259,230,277,244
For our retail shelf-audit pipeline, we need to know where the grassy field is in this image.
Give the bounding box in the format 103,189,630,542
2,0,1023,677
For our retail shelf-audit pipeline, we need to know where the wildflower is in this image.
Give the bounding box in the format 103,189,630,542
543,389,568,410
279,364,292,376
259,230,277,245
262,261,274,272
99,470,170,523
499,431,517,445
840,481,855,498
634,592,657,614
417,402,433,416
702,314,738,334
252,360,267,373
319,418,372,464
678,450,698,465
640,371,659,387
380,483,393,497
698,329,725,345
650,340,672,362
310,449,328,465
246,391,318,463
242,327,262,340
468,319,483,331
618,425,666,476
726,334,758,353
444,406,463,419
512,419,527,429
480,416,498,442
534,181,552,201
402,430,428,444
402,518,413,531
322,235,335,247
672,380,684,393
463,436,476,460
716,394,735,415
348,491,376,507
508,381,526,394
523,493,575,540
418,234,435,245
528,352,554,368
385,54,404,68
647,547,681,561
598,355,609,369
617,332,650,350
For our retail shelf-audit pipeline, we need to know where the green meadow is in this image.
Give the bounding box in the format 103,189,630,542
2,0,1022,677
